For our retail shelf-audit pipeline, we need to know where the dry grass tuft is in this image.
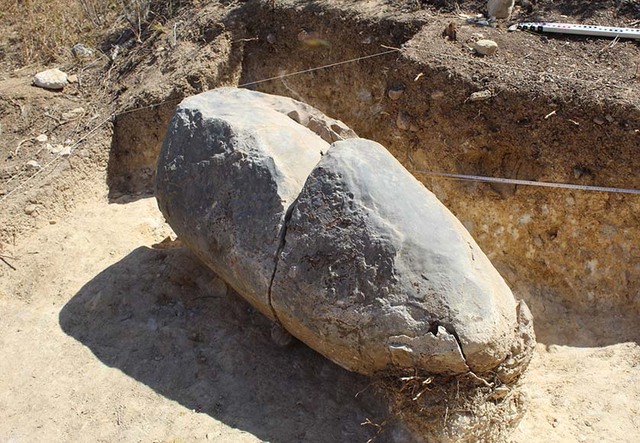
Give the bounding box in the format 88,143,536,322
0,0,191,67
0,0,118,66
374,370,526,443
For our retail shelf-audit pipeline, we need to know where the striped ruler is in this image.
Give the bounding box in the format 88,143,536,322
510,22,640,39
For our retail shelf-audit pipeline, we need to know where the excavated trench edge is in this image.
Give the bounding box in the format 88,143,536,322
111,0,633,354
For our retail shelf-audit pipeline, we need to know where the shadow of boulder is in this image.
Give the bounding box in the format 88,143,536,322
59,246,410,443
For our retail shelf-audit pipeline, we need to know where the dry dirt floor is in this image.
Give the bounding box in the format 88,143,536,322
1,193,639,443
1,0,640,442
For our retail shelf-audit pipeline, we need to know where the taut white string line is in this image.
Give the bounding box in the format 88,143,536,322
3,44,639,205
411,170,640,195
114,48,402,117
0,48,401,205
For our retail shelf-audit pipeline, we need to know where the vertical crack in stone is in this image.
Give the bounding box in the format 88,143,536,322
441,322,469,365
266,200,298,324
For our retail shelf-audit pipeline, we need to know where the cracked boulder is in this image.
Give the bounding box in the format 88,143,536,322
156,88,534,379
155,87,354,319
272,139,526,375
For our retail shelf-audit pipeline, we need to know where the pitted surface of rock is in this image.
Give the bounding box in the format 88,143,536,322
155,88,347,318
272,139,520,375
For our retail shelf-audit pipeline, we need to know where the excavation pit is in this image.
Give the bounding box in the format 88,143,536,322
104,1,640,441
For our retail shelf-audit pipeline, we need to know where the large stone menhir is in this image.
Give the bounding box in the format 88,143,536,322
156,88,534,379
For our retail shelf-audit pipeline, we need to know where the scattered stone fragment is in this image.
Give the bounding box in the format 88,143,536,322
61,107,85,121
24,204,37,215
35,134,48,143
71,43,94,59
26,160,41,170
605,114,614,123
473,39,498,56
593,117,605,125
68,74,79,84
266,33,276,44
387,85,405,100
33,68,68,90
441,22,457,41
59,146,72,157
487,0,515,19
396,111,411,130
469,90,493,102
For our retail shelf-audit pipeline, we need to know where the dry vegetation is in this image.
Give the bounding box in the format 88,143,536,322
0,0,195,66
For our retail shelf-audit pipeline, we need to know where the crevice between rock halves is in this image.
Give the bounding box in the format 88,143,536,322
441,322,469,365
266,199,299,326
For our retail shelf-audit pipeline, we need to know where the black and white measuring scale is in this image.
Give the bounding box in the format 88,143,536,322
509,22,640,40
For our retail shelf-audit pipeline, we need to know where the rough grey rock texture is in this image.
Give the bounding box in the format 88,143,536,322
271,139,520,375
496,300,536,384
156,88,355,318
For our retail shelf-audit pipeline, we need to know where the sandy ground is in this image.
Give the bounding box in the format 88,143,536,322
1,193,638,443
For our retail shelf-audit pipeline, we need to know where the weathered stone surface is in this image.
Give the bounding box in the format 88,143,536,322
487,0,514,19
496,300,536,384
473,39,498,56
155,88,352,318
271,139,520,375
33,68,68,90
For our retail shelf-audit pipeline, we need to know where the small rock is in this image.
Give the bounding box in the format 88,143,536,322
605,114,614,123
71,43,93,59
387,86,405,101
35,134,48,143
49,220,57,225
59,146,72,157
431,90,445,100
67,74,78,84
488,386,510,400
593,117,605,125
469,90,493,102
33,68,68,90
61,107,85,121
473,39,498,56
266,33,276,44
24,204,37,215
26,160,41,170
46,143,59,154
396,111,411,130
